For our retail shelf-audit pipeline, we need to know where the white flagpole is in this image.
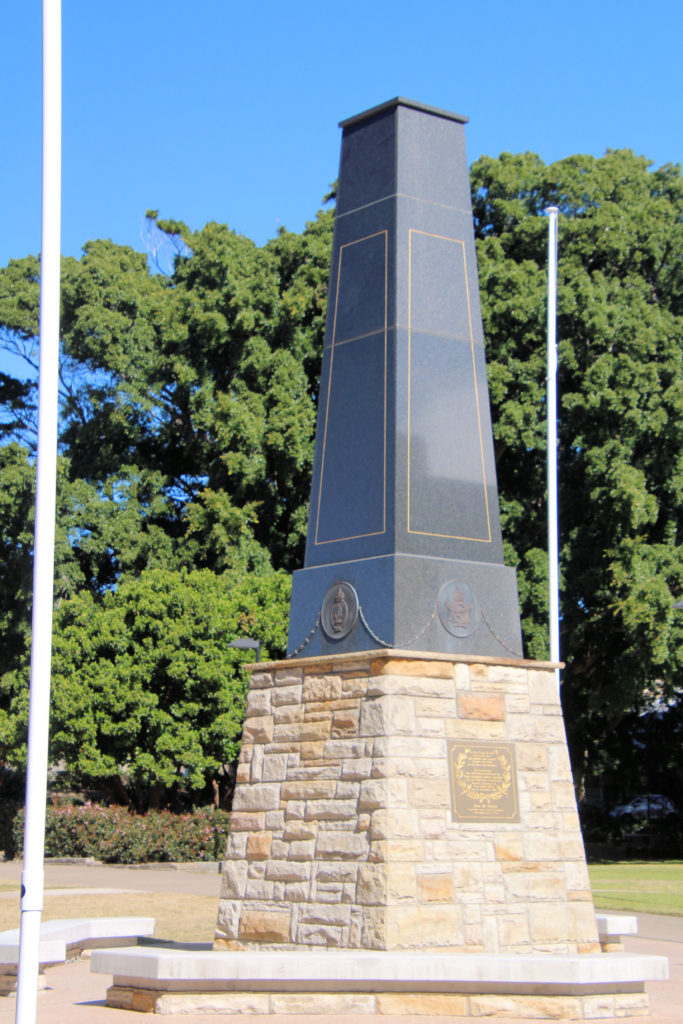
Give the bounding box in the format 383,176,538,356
545,206,560,688
15,2,62,1021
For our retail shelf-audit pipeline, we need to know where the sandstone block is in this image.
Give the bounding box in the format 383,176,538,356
527,668,560,705
281,779,336,800
358,778,387,810
367,675,455,698
214,899,240,941
376,993,468,1016
371,658,454,678
283,821,317,841
315,831,368,859
335,780,360,799
229,811,265,832
458,692,505,720
342,756,373,779
300,741,326,760
445,718,507,740
238,909,291,943
387,904,462,948
241,716,274,744
294,923,343,947
249,670,275,688
388,838,425,860
246,831,272,860
244,878,274,899
356,863,387,905
331,709,360,735
270,992,375,1014
271,683,302,706
245,688,271,716
274,719,331,743
361,906,387,948
495,837,523,861
231,782,280,812
225,831,247,858
273,667,303,684
265,860,311,882
387,862,416,901
219,861,247,899
302,675,342,702
159,992,271,1014
324,737,370,758
288,839,316,860
341,675,367,697
469,993,581,1019
304,798,358,821
417,872,453,902
317,862,358,882
411,777,450,808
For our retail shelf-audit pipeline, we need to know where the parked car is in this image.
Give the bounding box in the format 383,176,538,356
608,794,678,819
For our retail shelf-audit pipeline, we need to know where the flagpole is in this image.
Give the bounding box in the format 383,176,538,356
15,2,62,1021
545,206,560,688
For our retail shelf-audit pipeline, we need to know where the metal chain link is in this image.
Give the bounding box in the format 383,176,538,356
286,615,321,658
358,604,437,650
479,608,523,658
288,601,522,659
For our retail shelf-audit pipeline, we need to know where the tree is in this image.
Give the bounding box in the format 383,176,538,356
472,149,683,792
3,568,290,811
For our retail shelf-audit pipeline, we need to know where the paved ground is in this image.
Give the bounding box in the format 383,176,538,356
0,861,680,1023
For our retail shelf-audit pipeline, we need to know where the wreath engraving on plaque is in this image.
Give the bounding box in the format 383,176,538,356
448,741,520,822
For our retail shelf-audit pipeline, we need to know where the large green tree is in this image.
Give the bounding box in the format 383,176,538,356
473,149,683,792
1,154,682,802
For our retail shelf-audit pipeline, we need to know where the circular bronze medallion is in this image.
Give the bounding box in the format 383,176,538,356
321,582,359,640
437,580,480,638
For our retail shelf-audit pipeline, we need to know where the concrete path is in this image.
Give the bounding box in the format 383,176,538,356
0,861,680,1023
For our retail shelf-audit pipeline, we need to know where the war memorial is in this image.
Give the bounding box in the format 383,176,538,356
92,99,668,1017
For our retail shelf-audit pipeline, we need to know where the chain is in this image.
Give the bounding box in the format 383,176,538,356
288,601,522,659
287,614,321,658
479,608,523,658
358,604,437,650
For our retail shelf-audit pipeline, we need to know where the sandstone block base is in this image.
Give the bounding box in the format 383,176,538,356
216,650,599,955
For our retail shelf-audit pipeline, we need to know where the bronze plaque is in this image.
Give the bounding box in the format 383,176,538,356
448,741,519,823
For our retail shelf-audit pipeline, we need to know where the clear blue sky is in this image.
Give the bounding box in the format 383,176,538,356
1,0,682,273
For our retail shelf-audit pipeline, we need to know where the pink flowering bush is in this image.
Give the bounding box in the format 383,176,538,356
11,803,229,863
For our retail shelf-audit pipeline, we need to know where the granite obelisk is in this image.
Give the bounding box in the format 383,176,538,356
288,98,522,659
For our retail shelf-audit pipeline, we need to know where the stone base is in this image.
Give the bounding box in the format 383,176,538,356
92,946,667,1018
216,651,598,954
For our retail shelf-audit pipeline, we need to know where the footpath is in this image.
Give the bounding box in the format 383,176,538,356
0,860,680,1023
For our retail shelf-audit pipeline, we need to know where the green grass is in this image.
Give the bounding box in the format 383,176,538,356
589,861,683,916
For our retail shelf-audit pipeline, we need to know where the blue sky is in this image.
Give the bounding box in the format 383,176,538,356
1,0,682,275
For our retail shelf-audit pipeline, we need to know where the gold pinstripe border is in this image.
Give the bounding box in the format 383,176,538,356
314,230,388,546
406,229,492,543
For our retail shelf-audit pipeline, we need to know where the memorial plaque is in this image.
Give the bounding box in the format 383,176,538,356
448,741,520,822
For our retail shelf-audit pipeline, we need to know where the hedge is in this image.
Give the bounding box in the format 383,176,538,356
9,803,230,863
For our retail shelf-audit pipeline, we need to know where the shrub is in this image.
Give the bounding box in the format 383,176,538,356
11,803,229,863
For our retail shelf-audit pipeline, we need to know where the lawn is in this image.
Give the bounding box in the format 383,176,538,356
589,860,683,916
0,891,218,943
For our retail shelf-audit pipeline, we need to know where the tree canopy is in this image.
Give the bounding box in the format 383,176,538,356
1,149,682,805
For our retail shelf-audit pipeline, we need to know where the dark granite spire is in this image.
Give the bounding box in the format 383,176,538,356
287,98,523,659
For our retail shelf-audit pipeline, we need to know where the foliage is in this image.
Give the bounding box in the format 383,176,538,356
1,152,682,803
2,567,289,810
10,803,230,863
472,149,683,790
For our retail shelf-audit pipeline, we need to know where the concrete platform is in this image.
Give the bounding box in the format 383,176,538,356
92,946,668,1017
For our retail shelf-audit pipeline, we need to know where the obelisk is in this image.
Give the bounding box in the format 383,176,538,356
288,97,522,659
